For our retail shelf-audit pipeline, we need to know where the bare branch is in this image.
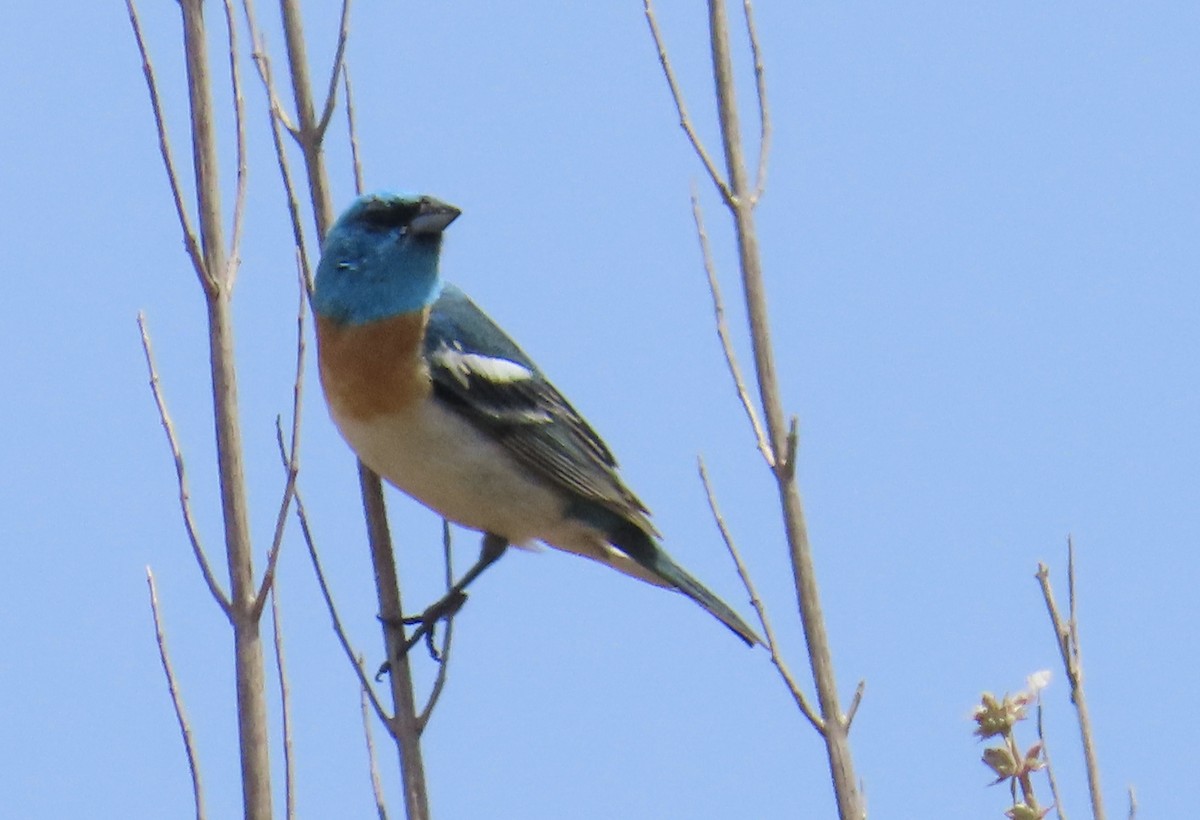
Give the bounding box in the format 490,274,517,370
252,260,307,618
273,424,391,727
241,0,314,295
1037,541,1107,820
344,66,365,196
691,189,774,467
146,568,206,820
123,0,208,289
314,0,353,140
417,521,456,734
1127,786,1137,820
272,2,431,813
242,0,299,135
137,314,231,615
222,0,249,288
357,465,432,819
269,588,296,820
740,0,771,204
698,458,822,732
642,0,733,204
844,680,865,730
662,2,863,811
1036,692,1067,820
277,0,336,238
360,657,391,820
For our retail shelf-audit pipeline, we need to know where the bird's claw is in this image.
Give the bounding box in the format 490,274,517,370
374,590,469,677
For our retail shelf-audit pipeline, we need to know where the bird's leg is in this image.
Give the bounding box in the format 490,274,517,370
380,533,508,668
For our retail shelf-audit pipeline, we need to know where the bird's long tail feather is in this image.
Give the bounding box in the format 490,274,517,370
602,516,762,647
649,550,762,647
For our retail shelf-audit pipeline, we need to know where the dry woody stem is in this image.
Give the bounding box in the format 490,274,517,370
644,1,863,815
244,1,436,814
127,0,277,813
1037,538,1107,820
146,569,206,820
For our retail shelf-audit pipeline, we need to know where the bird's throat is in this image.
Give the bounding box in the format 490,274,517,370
316,310,433,420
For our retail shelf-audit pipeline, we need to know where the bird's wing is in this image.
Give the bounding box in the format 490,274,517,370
424,285,655,532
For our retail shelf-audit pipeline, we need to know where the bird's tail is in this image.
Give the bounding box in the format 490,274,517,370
602,516,762,647
649,548,763,647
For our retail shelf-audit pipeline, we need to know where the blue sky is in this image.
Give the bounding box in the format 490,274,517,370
1,1,1196,817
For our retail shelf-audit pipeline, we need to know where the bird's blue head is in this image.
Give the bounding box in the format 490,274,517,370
314,192,461,325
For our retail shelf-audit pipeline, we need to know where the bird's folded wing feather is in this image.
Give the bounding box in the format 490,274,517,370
424,285,655,531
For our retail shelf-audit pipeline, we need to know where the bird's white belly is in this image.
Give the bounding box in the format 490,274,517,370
331,401,568,546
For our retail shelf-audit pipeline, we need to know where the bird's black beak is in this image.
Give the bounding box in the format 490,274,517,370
409,198,461,236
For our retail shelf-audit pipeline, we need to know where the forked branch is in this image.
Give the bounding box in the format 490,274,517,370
137,314,230,616
645,2,863,815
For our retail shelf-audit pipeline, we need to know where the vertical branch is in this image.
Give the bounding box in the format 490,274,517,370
707,0,861,814
740,0,770,203
270,588,296,820
645,1,862,815
166,3,272,816
278,0,338,238
221,0,249,286
417,521,456,734
1036,693,1068,820
359,473,431,820
1037,539,1107,820
360,659,391,820
241,0,314,297
271,4,432,816
344,67,365,195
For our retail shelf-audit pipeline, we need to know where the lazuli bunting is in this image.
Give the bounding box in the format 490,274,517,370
314,192,760,647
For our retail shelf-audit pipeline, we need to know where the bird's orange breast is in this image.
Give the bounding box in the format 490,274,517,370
316,310,432,421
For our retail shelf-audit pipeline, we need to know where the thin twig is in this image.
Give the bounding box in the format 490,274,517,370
417,521,456,734
252,259,307,618
314,0,353,140
123,0,208,289
1127,786,1137,820
242,0,299,135
222,0,249,288
691,189,773,467
344,66,365,195
360,656,391,820
146,568,206,820
844,680,865,730
240,0,314,295
137,314,231,615
269,587,296,820
740,0,770,204
1036,692,1067,820
273,423,391,727
642,0,733,205
698,457,822,732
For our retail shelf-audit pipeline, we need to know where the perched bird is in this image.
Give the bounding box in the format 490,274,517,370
313,191,760,647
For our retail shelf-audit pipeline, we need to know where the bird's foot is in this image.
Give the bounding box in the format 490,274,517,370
375,590,469,677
